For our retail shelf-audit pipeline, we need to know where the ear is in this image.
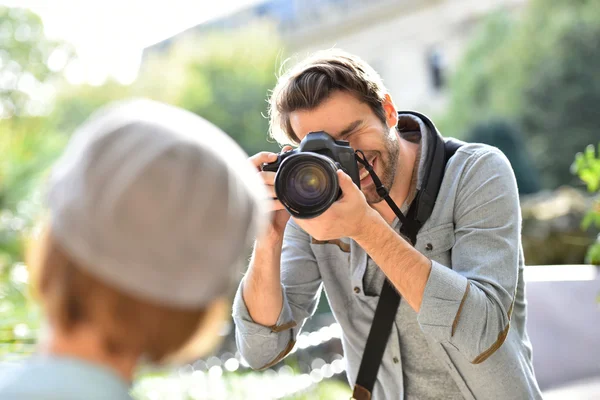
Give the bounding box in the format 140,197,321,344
382,93,398,129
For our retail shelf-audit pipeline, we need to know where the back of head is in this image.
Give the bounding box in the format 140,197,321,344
31,98,267,364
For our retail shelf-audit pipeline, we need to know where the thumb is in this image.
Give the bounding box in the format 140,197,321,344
337,169,356,192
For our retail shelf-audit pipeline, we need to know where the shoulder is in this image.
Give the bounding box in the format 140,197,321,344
451,141,510,165
443,140,518,204
446,141,515,183
0,358,132,400
0,362,48,397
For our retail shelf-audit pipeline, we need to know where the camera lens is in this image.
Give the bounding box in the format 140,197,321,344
275,153,340,218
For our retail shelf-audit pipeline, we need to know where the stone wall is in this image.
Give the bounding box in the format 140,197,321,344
521,187,597,265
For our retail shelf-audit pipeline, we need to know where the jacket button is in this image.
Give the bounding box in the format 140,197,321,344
354,286,361,294
425,243,433,251
393,356,400,364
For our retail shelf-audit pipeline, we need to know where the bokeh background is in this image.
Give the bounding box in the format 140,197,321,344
1,0,599,399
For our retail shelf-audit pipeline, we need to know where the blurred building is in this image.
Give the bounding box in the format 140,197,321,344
144,0,526,115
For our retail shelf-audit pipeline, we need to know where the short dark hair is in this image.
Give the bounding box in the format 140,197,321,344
268,49,389,145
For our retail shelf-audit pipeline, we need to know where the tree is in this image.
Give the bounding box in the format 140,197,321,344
50,80,133,135
441,0,600,189
519,5,600,188
437,12,515,136
0,6,72,359
0,117,65,359
0,6,72,119
152,23,283,156
51,23,283,156
572,144,600,265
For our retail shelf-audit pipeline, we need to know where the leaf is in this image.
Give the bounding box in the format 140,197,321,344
581,212,596,230
585,241,600,265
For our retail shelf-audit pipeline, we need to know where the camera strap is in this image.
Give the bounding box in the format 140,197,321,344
355,149,410,229
352,118,463,400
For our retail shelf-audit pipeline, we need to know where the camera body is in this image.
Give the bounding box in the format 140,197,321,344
262,131,361,185
262,131,361,218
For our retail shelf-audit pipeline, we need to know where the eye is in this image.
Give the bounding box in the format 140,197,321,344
343,130,359,140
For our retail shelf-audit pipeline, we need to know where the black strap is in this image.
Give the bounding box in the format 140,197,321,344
352,279,402,400
352,139,462,400
444,138,464,165
355,150,409,228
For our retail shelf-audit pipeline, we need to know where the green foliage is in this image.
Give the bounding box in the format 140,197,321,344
50,24,282,156
572,143,600,265
287,380,351,399
438,12,515,135
130,371,350,400
572,144,600,203
520,1,600,189
442,0,600,189
50,81,134,135
156,24,283,155
466,119,540,195
0,6,73,118
0,5,71,357
0,119,63,359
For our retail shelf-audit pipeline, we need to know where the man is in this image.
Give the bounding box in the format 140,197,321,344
233,49,542,399
0,99,267,399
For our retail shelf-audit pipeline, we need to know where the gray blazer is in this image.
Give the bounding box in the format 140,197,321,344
233,138,543,399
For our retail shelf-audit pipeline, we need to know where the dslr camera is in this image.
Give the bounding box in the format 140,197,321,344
262,131,361,219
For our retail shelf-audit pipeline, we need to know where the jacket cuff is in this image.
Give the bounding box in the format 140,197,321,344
417,260,469,342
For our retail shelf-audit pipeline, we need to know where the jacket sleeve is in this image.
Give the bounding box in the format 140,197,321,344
417,147,521,364
232,219,322,370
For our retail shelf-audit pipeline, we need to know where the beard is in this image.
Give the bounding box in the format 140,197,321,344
362,128,400,204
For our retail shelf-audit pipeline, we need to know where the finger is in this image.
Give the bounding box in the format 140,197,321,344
337,169,358,197
249,151,278,169
337,169,355,193
258,170,276,186
282,145,294,152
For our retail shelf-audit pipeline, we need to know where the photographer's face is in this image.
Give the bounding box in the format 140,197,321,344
289,90,400,204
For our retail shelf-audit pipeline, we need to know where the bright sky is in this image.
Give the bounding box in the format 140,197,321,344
2,0,263,85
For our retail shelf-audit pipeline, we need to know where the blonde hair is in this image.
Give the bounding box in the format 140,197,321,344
29,223,225,363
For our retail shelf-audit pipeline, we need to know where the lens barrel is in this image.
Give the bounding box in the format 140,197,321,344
275,153,340,219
